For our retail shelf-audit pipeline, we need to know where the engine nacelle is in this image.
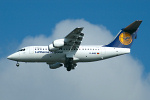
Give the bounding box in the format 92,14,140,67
48,39,65,51
49,62,63,69
53,39,64,48
48,44,59,51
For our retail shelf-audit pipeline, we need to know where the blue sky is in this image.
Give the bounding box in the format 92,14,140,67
0,1,150,100
1,0,149,73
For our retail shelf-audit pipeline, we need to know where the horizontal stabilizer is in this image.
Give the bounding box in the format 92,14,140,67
123,20,142,33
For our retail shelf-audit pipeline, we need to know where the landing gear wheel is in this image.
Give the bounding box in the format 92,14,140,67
16,62,19,67
65,58,73,71
67,67,71,71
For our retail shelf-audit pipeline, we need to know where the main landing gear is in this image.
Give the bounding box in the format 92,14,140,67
16,62,19,67
65,58,73,71
65,58,77,71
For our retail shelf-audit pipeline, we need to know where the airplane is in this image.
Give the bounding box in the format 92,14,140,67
7,20,142,71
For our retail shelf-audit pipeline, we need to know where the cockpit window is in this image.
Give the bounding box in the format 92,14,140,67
19,48,25,51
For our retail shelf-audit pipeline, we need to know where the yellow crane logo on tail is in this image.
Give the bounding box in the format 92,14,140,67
119,32,132,45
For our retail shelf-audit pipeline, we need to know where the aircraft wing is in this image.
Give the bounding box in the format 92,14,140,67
64,27,84,49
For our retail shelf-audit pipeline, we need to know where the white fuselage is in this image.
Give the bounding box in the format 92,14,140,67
8,45,130,63
7,20,142,71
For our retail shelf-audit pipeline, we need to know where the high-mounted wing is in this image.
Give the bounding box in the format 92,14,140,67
48,27,84,52
64,27,84,49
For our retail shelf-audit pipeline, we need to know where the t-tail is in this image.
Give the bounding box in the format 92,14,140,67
105,20,142,48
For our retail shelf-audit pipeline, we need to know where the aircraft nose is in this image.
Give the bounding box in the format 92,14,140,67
7,55,13,60
7,52,19,61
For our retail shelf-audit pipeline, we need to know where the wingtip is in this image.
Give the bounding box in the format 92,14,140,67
77,27,84,29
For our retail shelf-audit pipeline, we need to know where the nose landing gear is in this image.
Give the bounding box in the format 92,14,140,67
16,62,19,67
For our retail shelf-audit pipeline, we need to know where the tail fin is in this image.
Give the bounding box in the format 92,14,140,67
105,20,142,48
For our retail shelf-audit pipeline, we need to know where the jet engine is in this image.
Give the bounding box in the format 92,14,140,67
53,39,64,47
48,39,65,51
48,44,59,51
49,62,63,69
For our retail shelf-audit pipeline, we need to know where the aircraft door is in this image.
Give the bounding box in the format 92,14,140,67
30,46,34,54
100,47,105,55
